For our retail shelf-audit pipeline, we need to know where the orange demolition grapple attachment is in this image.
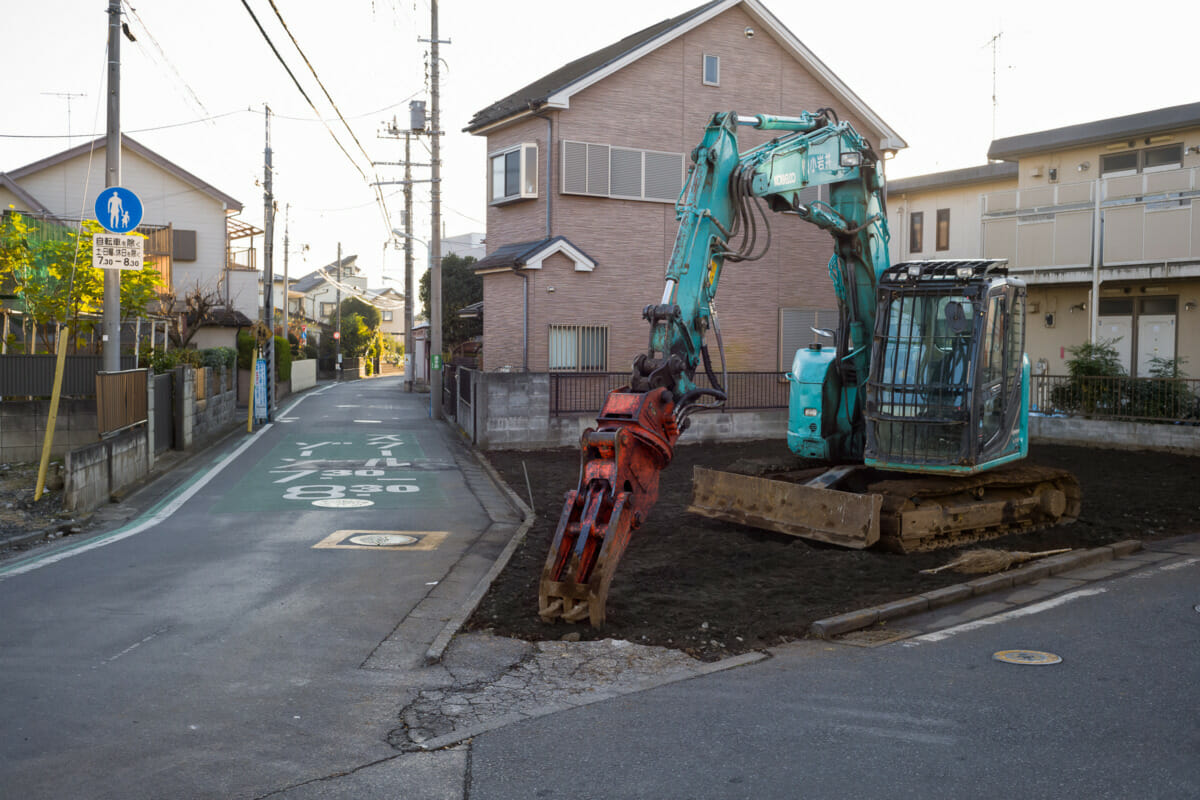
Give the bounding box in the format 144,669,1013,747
538,387,680,627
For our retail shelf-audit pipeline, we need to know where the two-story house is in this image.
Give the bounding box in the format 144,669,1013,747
886,102,1200,378
1,135,258,350
290,254,369,330
465,0,904,375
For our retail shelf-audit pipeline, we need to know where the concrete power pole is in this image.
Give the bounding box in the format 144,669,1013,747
283,203,290,344
428,0,444,419
263,105,276,419
335,242,342,379
403,131,414,393
102,0,122,372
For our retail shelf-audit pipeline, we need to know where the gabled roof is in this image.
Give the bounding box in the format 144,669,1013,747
474,236,597,274
7,135,243,212
464,0,904,151
0,173,56,216
886,162,1018,195
291,255,359,293
988,102,1200,162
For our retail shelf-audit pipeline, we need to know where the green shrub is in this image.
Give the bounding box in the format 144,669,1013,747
274,335,292,382
236,330,254,370
201,346,236,370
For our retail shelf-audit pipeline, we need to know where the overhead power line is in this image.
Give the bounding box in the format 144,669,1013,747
263,0,393,235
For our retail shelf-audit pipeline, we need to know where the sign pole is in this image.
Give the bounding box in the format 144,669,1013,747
102,0,122,372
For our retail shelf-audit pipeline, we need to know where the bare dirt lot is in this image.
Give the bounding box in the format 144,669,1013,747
469,441,1200,660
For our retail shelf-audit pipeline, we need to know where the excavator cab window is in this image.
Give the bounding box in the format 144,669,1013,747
976,286,1026,461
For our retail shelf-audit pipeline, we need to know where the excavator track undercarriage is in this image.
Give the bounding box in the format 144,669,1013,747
689,462,1081,553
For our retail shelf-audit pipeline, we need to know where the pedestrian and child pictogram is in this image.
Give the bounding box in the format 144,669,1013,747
93,186,143,234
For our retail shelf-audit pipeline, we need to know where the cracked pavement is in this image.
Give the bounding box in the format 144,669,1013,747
391,633,751,750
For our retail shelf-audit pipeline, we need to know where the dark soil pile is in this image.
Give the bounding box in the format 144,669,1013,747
468,442,1200,660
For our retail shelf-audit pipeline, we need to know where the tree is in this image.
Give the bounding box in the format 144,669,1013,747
419,253,480,351
155,280,225,349
0,211,162,352
339,295,381,330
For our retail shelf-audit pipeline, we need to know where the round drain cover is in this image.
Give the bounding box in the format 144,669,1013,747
993,649,1062,665
349,534,418,547
312,498,375,508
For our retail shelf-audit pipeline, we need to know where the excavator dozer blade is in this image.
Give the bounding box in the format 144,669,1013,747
688,466,881,549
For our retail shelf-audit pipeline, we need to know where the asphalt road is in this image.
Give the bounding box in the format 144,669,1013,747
2,376,1196,799
468,552,1200,799
0,378,494,800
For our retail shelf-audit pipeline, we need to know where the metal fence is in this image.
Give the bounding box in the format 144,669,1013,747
96,369,148,435
0,355,137,396
1031,374,1200,422
549,371,789,416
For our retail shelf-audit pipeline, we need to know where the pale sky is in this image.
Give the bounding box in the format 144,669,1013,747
2,0,1194,293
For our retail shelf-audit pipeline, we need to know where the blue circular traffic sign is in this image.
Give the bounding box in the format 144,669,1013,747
94,187,143,234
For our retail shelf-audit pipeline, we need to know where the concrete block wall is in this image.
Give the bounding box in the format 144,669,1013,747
470,372,787,451
183,366,237,450
291,359,317,392
1031,415,1200,455
0,398,98,463
63,426,148,512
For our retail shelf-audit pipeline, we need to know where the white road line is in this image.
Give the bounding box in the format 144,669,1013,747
905,587,1109,645
0,391,320,581
354,419,382,424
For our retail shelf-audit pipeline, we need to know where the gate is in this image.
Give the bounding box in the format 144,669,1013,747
153,372,174,453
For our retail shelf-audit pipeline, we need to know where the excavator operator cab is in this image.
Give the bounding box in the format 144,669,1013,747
864,260,1028,474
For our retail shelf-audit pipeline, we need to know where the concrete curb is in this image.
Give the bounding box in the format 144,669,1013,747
809,539,1145,639
422,447,536,665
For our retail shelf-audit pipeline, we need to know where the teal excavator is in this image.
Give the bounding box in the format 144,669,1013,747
539,110,1079,626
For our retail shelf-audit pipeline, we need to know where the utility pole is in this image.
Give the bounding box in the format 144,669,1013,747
102,0,122,372
283,204,290,344
403,131,414,393
335,242,342,379
428,0,444,419
263,104,276,419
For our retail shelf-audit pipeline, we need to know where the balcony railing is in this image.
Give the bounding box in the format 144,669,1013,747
982,165,1200,272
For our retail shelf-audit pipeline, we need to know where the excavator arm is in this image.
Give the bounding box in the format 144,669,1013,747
539,110,890,626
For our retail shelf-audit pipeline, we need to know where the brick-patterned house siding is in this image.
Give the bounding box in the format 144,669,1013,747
477,1,900,374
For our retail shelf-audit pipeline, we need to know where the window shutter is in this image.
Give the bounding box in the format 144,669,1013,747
523,143,539,197
563,141,587,194
587,144,610,196
610,148,642,198
644,152,683,201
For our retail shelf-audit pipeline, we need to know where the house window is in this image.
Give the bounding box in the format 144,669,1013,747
1101,144,1183,177
382,310,393,322
936,208,950,251
1143,144,1183,173
320,302,335,318
909,211,924,253
548,324,608,372
1101,151,1139,177
488,142,538,204
703,54,720,86
562,140,684,203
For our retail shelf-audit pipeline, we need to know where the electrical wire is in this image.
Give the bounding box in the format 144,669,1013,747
121,1,211,119
261,0,394,235
0,109,246,138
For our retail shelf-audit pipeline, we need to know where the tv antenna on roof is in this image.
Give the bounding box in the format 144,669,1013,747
982,31,1012,142
42,92,87,144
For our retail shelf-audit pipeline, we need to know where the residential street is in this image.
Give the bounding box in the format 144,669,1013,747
1,377,1197,799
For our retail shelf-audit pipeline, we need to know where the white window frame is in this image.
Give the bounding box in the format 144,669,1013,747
702,54,720,87
487,142,538,205
548,324,609,372
561,140,684,204
382,310,393,322
320,301,335,318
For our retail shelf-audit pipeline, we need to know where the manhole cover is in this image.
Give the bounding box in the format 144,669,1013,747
993,649,1062,665
312,498,375,508
348,534,418,547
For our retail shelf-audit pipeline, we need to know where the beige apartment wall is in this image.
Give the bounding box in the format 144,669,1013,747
482,5,881,372
1025,286,1093,374
888,176,1017,263
1010,128,1200,191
